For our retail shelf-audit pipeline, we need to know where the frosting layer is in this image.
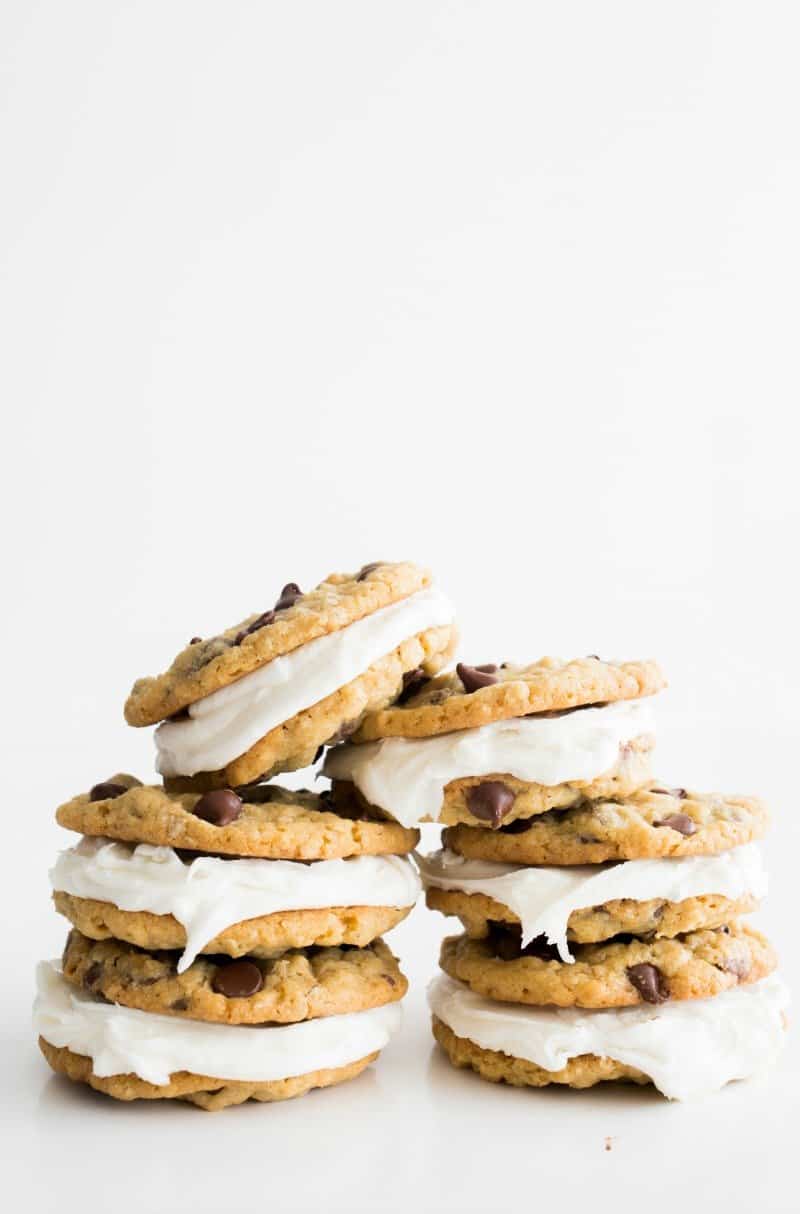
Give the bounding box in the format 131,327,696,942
419,844,767,961
156,587,455,776
324,699,654,826
51,837,421,971
35,963,401,1086
429,973,788,1100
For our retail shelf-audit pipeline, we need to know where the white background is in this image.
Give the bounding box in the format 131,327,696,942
2,2,799,1211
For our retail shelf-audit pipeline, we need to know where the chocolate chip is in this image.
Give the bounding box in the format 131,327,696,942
88,781,127,802
382,974,397,987
191,789,243,826
356,562,384,581
274,582,302,611
83,962,103,990
212,960,263,998
626,963,669,1004
653,813,697,836
466,781,516,828
170,997,190,1011
456,662,499,693
234,610,276,645
397,667,428,705
587,654,600,660
189,637,202,645
651,786,688,799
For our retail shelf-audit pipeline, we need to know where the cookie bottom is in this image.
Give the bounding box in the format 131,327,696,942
39,1038,378,1110
432,1017,649,1091
54,892,412,958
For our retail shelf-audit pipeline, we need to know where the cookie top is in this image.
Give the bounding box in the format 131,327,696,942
442,786,769,865
440,922,776,1009
62,930,406,1025
56,775,419,859
352,656,665,741
125,561,431,726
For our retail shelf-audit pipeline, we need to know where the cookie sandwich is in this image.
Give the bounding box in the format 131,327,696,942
126,561,457,789
37,776,420,1108
324,656,664,828
423,778,788,1099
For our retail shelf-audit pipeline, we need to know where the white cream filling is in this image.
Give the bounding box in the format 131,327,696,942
155,586,454,777
50,837,421,972
429,973,789,1101
35,963,402,1087
323,699,655,826
419,844,767,962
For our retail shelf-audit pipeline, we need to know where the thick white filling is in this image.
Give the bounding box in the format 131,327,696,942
35,963,402,1087
429,973,789,1101
324,699,655,826
51,837,421,972
155,586,455,776
419,844,767,961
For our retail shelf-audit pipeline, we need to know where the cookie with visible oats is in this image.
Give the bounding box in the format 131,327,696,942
61,930,406,1024
439,923,776,1009
426,886,759,945
39,1038,381,1111
352,656,665,742
56,776,419,860
442,787,769,866
54,892,414,959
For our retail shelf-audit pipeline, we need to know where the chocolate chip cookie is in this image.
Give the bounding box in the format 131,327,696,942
39,1039,381,1111
54,892,414,959
426,887,759,946
353,656,665,741
57,777,419,859
442,787,768,865
439,923,776,1008
61,930,406,1024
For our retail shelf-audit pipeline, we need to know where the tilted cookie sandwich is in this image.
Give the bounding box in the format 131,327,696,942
124,561,457,789
36,932,406,1110
420,787,770,956
53,777,422,965
324,657,665,827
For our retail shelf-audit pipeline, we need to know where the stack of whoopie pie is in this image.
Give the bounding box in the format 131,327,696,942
325,658,789,1100
36,561,457,1110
